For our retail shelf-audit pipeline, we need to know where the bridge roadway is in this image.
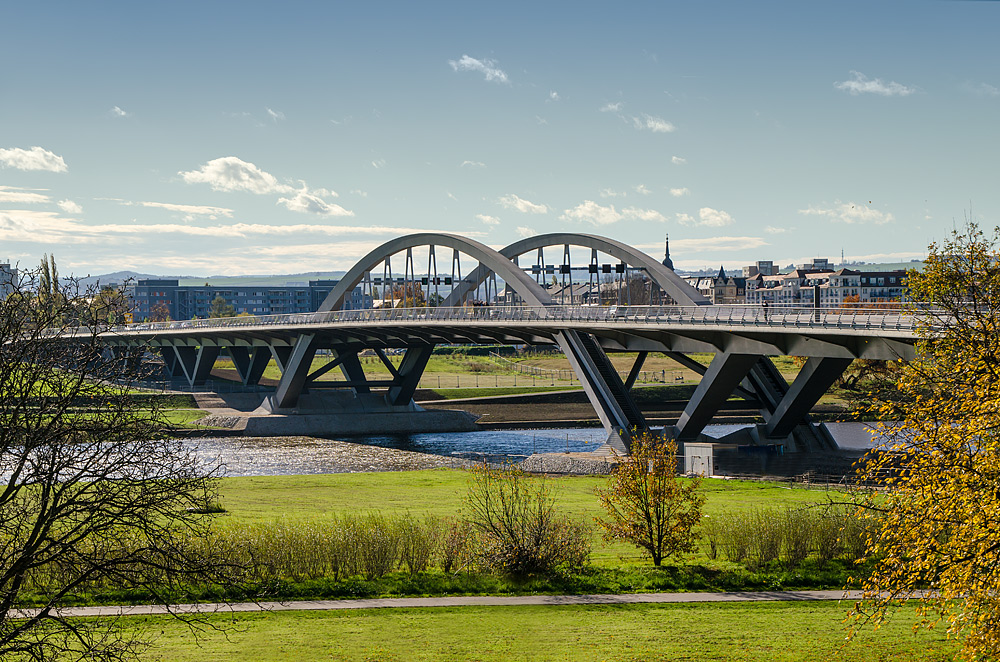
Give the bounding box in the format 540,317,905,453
95,303,918,452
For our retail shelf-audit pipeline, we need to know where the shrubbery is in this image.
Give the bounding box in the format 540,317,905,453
701,505,877,570
463,462,592,577
198,463,594,585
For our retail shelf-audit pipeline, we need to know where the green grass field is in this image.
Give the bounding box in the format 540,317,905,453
215,470,842,565
134,601,953,661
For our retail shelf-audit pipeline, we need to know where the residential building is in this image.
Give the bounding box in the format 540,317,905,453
0,262,17,299
745,266,908,306
685,266,746,304
128,279,371,321
742,260,778,278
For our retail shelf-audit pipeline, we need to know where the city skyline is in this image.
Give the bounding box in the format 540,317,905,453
1,1,998,277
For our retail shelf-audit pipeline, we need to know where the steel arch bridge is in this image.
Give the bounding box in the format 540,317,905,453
97,232,918,453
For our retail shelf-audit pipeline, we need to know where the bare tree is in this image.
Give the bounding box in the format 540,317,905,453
0,269,243,661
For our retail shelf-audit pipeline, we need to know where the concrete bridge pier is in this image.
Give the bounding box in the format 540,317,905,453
673,351,854,453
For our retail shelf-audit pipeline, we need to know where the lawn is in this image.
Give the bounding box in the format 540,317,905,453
215,470,843,565
136,601,953,661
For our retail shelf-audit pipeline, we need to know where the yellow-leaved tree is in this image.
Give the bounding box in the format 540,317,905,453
850,223,1000,660
596,433,704,567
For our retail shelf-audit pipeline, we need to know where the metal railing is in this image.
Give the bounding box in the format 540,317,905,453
56,304,924,338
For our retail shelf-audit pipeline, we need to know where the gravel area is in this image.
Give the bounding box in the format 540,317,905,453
518,452,617,475
187,436,475,476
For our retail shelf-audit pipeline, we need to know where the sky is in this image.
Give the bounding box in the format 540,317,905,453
1,0,999,277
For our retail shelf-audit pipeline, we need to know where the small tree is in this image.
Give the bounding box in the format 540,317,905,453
596,433,705,566
208,294,235,318
463,462,590,577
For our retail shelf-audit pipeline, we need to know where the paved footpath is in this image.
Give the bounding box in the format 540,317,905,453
16,590,863,619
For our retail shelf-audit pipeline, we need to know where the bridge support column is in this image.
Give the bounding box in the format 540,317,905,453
228,347,270,386
172,345,220,387
386,345,434,406
272,334,318,409
338,352,371,394
624,351,648,390
557,330,643,453
160,347,183,378
676,351,759,441
270,346,294,373
764,357,852,439
743,358,790,415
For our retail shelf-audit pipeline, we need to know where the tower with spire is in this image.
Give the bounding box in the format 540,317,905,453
661,234,674,270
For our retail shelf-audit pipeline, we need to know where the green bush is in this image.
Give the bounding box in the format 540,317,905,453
463,462,591,577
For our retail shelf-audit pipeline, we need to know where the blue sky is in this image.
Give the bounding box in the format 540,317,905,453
1,1,998,276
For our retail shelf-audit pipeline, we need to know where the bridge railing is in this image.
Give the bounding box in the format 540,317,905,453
101,303,923,335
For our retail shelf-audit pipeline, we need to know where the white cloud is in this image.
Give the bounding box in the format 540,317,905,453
109,106,131,118
669,187,690,197
266,107,285,122
599,188,624,198
600,102,623,113
371,159,386,169
0,146,68,172
561,201,667,225
476,214,501,226
516,226,538,238
764,225,787,234
549,91,559,101
0,209,455,245
623,207,667,223
350,189,368,197
498,194,548,214
0,186,50,204
633,184,651,196
962,81,1000,98
671,156,686,165
698,207,734,227
448,55,508,84
277,188,354,216
57,200,82,214
834,71,916,97
632,114,675,133
179,157,293,194
798,202,894,225
676,207,735,227
637,236,769,254
460,160,486,169
134,201,233,218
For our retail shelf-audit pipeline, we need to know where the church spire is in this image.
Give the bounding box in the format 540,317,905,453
661,233,674,270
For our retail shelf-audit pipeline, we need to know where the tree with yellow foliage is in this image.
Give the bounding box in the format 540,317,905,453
850,223,1000,660
596,433,704,566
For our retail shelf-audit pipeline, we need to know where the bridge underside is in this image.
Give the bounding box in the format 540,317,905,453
116,319,908,453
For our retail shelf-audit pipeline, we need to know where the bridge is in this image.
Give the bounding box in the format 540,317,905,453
89,232,920,453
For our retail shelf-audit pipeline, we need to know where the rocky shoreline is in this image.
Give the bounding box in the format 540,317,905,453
185,435,614,477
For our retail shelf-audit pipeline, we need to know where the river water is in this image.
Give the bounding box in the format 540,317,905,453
185,424,761,477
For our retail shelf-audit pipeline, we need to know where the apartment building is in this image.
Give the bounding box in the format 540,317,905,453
128,279,371,321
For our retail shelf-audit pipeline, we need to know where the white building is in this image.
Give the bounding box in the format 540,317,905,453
0,263,17,299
